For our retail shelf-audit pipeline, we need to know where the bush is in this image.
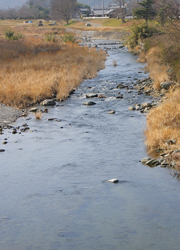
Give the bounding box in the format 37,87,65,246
126,22,159,49
60,33,77,43
44,34,56,42
4,29,23,40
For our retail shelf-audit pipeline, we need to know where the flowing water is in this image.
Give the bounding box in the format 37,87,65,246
1,42,180,250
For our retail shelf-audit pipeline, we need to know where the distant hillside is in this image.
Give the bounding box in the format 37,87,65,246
0,0,26,9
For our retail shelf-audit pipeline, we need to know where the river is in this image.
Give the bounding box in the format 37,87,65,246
1,41,180,250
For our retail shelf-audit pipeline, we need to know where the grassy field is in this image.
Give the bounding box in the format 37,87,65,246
0,20,106,108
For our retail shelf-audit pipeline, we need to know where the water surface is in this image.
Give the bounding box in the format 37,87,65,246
1,42,180,250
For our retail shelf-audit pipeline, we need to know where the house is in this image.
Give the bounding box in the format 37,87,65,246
80,8,91,17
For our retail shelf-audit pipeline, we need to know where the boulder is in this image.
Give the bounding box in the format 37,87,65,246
41,99,56,106
160,81,174,90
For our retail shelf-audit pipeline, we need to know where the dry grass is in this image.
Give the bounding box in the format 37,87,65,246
0,34,106,108
146,47,170,90
35,111,42,120
145,88,180,152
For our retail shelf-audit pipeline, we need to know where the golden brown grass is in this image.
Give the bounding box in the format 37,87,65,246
145,88,180,153
35,111,42,120
0,34,106,108
146,47,170,90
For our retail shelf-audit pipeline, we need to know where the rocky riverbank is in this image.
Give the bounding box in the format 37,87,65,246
127,75,180,172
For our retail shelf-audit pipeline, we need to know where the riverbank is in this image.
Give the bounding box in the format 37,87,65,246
0,38,106,108
126,21,180,170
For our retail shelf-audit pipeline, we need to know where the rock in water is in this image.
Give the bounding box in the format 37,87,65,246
145,159,160,167
41,99,56,106
82,101,96,106
141,157,151,164
108,179,119,183
30,107,39,112
86,93,98,98
108,110,115,114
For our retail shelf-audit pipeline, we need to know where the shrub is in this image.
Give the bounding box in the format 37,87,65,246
4,29,23,40
126,22,159,49
60,33,77,43
44,34,56,43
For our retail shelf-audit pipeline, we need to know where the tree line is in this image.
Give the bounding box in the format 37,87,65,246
0,0,179,25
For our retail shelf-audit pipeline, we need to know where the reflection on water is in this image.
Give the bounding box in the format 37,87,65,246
0,42,180,250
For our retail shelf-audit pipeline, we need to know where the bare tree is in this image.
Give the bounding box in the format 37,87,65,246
154,0,179,24
115,0,127,22
50,0,76,24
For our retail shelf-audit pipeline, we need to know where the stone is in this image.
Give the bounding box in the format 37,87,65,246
145,159,160,167
0,149,5,152
82,101,96,106
128,106,135,111
164,140,176,145
141,102,152,108
2,141,7,144
41,99,56,106
141,157,151,164
48,118,56,121
116,95,123,99
116,83,125,89
86,93,98,98
160,81,174,90
30,107,38,112
108,110,115,114
108,179,119,183
161,161,169,167
98,94,106,98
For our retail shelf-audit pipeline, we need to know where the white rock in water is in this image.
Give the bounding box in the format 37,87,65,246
108,110,115,114
30,107,38,112
86,93,98,98
108,178,119,183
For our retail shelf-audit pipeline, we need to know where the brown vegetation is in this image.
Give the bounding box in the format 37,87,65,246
142,23,180,153
0,29,106,108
